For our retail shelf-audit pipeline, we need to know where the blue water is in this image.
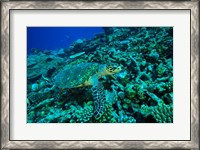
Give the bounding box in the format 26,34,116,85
27,27,104,54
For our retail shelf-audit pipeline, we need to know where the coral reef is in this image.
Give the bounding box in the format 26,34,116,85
27,27,173,123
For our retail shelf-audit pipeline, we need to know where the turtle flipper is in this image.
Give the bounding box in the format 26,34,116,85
91,81,106,119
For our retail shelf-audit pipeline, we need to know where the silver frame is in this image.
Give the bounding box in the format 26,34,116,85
1,1,199,149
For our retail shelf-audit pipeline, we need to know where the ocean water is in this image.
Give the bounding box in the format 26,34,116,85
27,27,173,123
27,27,104,54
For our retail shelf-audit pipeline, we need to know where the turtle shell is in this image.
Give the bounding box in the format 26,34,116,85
54,63,101,88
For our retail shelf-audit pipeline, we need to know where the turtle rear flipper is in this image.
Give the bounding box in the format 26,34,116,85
91,78,106,119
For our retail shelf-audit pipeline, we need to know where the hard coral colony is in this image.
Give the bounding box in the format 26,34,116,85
27,27,173,123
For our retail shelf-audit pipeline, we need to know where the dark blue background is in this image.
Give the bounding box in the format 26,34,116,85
27,27,104,54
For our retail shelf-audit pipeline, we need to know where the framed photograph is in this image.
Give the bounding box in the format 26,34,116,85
1,0,199,149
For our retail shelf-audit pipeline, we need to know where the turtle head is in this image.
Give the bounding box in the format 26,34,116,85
105,64,122,75
98,63,122,77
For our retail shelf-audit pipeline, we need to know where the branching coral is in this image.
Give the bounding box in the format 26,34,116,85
151,103,173,123
71,104,94,123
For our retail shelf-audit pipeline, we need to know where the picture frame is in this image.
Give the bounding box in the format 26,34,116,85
1,0,199,149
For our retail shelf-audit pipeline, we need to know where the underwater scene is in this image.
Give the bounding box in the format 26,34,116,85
27,27,173,123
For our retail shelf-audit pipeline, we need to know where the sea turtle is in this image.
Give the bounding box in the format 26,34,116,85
54,62,122,119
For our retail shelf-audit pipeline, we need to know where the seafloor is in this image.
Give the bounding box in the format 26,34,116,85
27,27,173,123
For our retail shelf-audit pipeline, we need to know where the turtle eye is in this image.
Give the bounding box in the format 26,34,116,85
114,66,121,72
117,66,121,70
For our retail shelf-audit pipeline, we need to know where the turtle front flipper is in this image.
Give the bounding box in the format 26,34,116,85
91,80,106,119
